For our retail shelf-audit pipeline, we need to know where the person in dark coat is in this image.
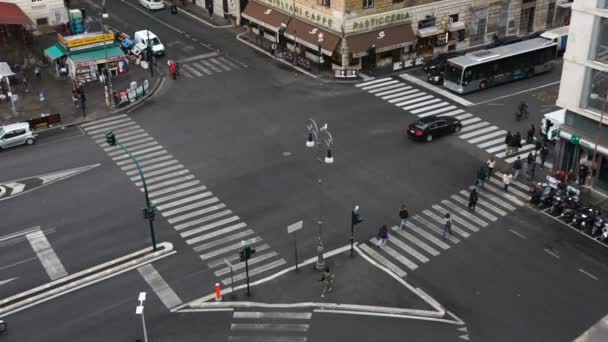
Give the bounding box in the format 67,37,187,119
505,131,513,156
526,152,534,172
527,125,535,144
377,224,389,248
579,164,589,185
476,166,487,189
468,188,479,210
512,132,522,153
540,145,549,169
513,156,523,179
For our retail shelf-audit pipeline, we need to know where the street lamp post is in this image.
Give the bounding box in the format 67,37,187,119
306,119,334,270
590,90,608,183
100,4,114,108
135,292,149,342
106,130,158,251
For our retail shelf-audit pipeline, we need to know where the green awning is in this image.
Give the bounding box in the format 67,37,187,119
44,44,67,61
69,45,125,64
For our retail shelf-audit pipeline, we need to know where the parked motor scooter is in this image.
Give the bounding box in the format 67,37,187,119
590,215,607,237
572,207,596,230
550,192,567,215
599,227,608,245
537,185,557,209
528,182,545,205
581,208,600,232
560,196,580,223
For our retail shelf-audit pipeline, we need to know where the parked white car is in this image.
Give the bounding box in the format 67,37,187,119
139,0,165,10
0,123,37,150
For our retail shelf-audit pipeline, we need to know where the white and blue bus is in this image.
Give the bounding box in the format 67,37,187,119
443,38,558,94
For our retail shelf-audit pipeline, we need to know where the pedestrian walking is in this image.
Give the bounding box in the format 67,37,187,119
79,91,87,116
486,157,496,178
476,166,487,189
398,205,409,230
169,61,177,80
502,172,513,192
468,188,478,210
443,213,452,240
540,145,549,169
376,224,389,248
34,66,41,80
72,93,79,112
505,131,513,156
526,125,535,144
535,140,542,153
512,132,522,153
319,266,334,298
513,156,523,179
579,163,589,185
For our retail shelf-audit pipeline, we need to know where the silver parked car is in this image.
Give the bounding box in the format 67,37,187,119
0,122,37,150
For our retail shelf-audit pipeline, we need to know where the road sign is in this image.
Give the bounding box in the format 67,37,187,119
0,164,100,201
287,220,303,234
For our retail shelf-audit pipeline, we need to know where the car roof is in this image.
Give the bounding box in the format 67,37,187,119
416,116,458,124
1,122,29,130
135,30,157,38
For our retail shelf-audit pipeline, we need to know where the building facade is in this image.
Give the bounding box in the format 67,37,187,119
233,0,572,74
3,0,68,27
554,0,608,192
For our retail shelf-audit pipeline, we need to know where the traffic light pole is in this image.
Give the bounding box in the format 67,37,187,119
245,256,250,297
350,218,355,257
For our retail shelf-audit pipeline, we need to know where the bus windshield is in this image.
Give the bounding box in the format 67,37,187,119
444,63,463,85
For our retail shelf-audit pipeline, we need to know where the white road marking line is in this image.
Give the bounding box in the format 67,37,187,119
398,73,475,107
423,209,470,238
391,227,440,256
151,185,208,204
460,117,481,126
486,144,507,153
156,191,213,210
412,215,460,244
215,251,278,276
228,337,306,342
418,105,457,117
361,79,398,90
233,311,312,320
190,228,253,249
137,264,183,309
131,164,184,180
222,259,287,285
387,91,423,103
368,83,403,94
207,244,270,268
477,136,505,148
358,244,407,277
104,136,154,152
509,229,527,239
169,203,226,225
579,268,599,280
112,146,164,161
411,101,449,114
183,216,241,239
180,64,203,77
450,195,498,221
83,117,132,132
437,109,465,117
175,52,219,63
376,86,412,97
162,197,220,217
191,61,213,75
203,60,222,72
209,58,231,71
118,153,171,167
182,220,245,244
459,125,497,139
404,221,450,250
455,113,473,120
26,230,67,280
469,130,506,144
173,209,234,230
125,160,178,174
370,239,418,270
356,77,392,87
403,98,442,111
487,177,529,200
219,57,239,69
459,190,507,216
137,169,191,186
92,126,143,140
544,248,560,259
441,200,488,227
381,88,419,100
469,186,517,211
483,183,525,206
144,175,196,191
107,141,159,156
431,205,479,233
385,233,429,262
474,81,561,106
81,114,128,127
85,121,136,135
396,94,433,107
459,121,490,133
496,144,535,158
149,180,201,197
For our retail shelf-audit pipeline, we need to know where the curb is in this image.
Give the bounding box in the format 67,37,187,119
175,244,445,319
0,241,175,317
163,1,232,28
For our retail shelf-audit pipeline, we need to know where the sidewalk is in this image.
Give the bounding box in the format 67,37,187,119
183,246,444,317
168,0,232,27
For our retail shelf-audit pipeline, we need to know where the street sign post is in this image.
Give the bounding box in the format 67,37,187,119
287,221,303,271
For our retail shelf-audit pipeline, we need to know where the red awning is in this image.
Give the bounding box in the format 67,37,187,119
0,2,32,26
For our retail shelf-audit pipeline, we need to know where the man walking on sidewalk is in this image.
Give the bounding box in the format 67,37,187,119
399,204,409,230
513,156,523,179
320,267,334,298
540,145,549,169
443,213,452,240
468,188,478,210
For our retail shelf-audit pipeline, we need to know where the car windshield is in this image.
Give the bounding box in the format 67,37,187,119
147,38,161,46
444,62,463,84
414,122,428,130
0,128,4,137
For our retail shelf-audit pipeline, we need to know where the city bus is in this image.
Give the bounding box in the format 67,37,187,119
443,38,558,94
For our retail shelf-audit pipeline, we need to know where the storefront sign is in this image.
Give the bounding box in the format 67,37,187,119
334,68,357,79
260,0,334,29
58,33,115,49
352,13,410,32
393,58,416,71
74,55,125,68
571,135,580,145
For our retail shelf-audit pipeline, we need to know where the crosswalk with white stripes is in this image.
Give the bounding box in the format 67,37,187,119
228,310,312,342
81,115,286,287
359,173,530,278
177,54,241,79
356,76,553,168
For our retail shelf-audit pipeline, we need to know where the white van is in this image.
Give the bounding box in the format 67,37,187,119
541,108,565,142
134,30,165,56
139,0,165,10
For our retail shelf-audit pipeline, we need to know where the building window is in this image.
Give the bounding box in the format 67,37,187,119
318,0,330,7
449,14,459,23
32,0,43,2
602,0,608,9
363,0,373,9
36,17,48,25
583,68,608,113
470,8,488,43
393,0,404,3
593,16,608,65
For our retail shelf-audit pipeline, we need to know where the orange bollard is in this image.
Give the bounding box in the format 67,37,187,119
215,283,222,301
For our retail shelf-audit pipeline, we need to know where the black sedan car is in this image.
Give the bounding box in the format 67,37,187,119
406,116,462,142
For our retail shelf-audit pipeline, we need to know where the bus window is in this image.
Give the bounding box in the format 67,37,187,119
464,69,472,83
445,63,464,84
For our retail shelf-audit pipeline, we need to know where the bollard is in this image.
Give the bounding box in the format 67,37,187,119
215,283,222,301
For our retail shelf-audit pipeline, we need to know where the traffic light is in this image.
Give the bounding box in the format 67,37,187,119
105,131,116,146
352,206,363,226
142,206,156,221
239,245,256,262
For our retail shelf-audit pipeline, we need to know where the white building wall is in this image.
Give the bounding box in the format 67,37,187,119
6,0,68,27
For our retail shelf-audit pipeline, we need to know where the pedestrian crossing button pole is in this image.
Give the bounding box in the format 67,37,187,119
224,258,235,297
239,240,256,296
351,205,363,256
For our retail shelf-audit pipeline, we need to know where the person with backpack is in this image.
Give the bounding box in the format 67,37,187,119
513,156,523,179
398,205,409,230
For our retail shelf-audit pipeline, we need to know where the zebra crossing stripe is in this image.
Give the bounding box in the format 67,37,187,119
469,185,516,211
219,57,239,69
374,240,419,270
411,101,449,114
375,85,412,97
478,136,505,148
486,144,507,153
189,228,253,250
422,209,470,238
391,227,440,256
412,215,460,244
431,205,479,233
207,244,271,268
86,121,136,135
450,194,497,221
418,106,457,118
460,117,481,126
105,136,154,151
172,208,232,229
131,164,184,181
222,259,287,285
469,130,506,144
233,311,312,320
487,177,529,200
382,88,419,100
144,175,195,191
203,60,222,72
91,125,143,140
138,169,190,186
149,180,201,197
209,58,231,71
459,121,489,133
112,146,164,161
386,234,429,262
455,113,473,120
437,109,465,117
362,79,398,90
83,117,132,132
126,160,178,174
168,203,226,224
356,77,392,87
152,185,208,204
504,149,536,163
396,94,433,107
180,215,242,241
97,131,148,146
359,243,407,277
387,91,423,103
81,114,128,128
481,183,525,206
191,61,213,75
156,191,214,210
368,83,403,94
405,221,450,250
459,190,507,216
440,200,488,227
496,144,535,158
402,98,442,111
108,141,159,157
181,64,203,77
183,216,241,240
162,197,220,217
215,251,278,276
